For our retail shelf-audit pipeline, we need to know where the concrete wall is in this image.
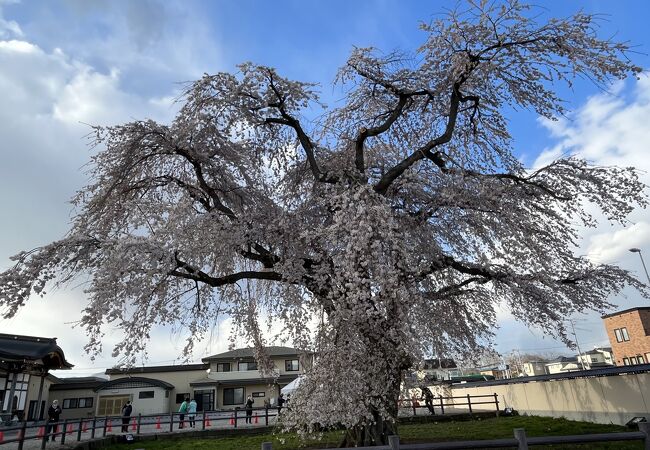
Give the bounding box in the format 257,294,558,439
446,372,650,425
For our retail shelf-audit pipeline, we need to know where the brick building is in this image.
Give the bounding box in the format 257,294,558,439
602,306,650,366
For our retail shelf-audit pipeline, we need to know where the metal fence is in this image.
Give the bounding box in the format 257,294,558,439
260,422,650,449
0,406,279,448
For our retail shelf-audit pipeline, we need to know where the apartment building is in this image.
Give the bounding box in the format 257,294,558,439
602,307,650,366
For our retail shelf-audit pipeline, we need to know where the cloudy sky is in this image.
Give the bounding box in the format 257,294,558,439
0,0,649,376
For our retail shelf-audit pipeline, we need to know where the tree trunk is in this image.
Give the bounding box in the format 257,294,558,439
340,412,397,447
339,368,402,447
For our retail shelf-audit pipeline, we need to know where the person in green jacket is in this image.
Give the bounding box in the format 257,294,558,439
178,397,189,429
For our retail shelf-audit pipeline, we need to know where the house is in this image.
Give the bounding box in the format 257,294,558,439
105,363,209,414
602,306,650,366
476,364,511,380
0,333,73,422
202,346,308,409
47,376,106,420
87,346,308,417
545,356,580,374
521,361,548,377
577,348,614,369
417,358,460,382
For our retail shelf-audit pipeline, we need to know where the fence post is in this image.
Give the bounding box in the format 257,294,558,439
265,406,269,426
60,419,68,445
439,394,445,415
137,413,142,434
514,428,529,450
638,422,650,450
91,417,96,439
77,418,83,441
261,442,273,450
467,394,473,416
494,393,500,416
388,434,400,450
17,420,26,450
202,413,206,431
412,399,417,416
234,409,238,428
102,416,108,437
169,413,174,432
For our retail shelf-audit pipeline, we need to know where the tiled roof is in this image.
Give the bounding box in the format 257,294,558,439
0,333,73,369
105,363,208,375
202,346,304,361
50,377,107,391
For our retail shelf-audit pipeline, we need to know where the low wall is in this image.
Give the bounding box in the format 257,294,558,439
446,372,650,425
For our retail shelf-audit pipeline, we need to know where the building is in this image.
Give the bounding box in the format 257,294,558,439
417,358,460,382
577,348,614,369
602,306,650,366
545,356,580,374
521,361,547,377
38,346,308,420
0,333,73,422
202,346,307,410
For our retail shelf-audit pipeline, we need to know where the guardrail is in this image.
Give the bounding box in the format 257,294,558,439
260,422,650,449
0,406,280,448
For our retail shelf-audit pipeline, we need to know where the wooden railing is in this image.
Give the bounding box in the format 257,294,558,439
261,422,650,449
397,393,500,416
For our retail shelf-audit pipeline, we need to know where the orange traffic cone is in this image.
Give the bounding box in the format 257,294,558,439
229,414,235,426
0,430,4,443
67,423,74,435
107,419,112,432
254,412,258,424
131,417,137,431
156,416,161,429
17,429,24,440
205,415,211,427
82,421,88,432
37,426,45,439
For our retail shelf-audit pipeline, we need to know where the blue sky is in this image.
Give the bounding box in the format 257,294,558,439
1,0,649,375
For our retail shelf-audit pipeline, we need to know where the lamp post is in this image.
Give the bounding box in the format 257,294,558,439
629,248,650,285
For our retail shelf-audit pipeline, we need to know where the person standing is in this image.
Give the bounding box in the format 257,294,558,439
245,395,254,424
121,401,133,432
277,393,285,414
46,400,62,441
178,397,189,429
420,386,435,415
188,398,197,428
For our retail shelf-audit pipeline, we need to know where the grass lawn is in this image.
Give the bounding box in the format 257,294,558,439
107,416,643,449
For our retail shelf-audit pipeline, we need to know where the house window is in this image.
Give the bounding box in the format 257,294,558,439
175,393,190,403
623,357,630,365
97,395,130,416
139,391,155,399
285,359,299,371
252,392,265,397
216,363,231,372
615,328,631,342
223,387,244,405
78,397,94,408
63,398,78,409
637,355,645,364
645,353,650,364
238,361,257,371
630,356,638,365
621,328,630,341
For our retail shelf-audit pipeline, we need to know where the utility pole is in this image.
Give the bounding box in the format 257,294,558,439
629,248,650,285
569,320,586,371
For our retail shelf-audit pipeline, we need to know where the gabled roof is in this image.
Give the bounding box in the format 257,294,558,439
50,376,107,391
105,363,208,375
95,376,174,392
547,356,578,364
203,346,304,362
0,333,73,370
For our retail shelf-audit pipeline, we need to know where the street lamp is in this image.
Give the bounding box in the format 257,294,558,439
629,248,650,285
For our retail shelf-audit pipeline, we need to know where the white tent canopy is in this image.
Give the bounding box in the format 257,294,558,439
281,376,303,395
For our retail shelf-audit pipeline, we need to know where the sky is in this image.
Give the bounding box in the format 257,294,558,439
0,0,649,376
